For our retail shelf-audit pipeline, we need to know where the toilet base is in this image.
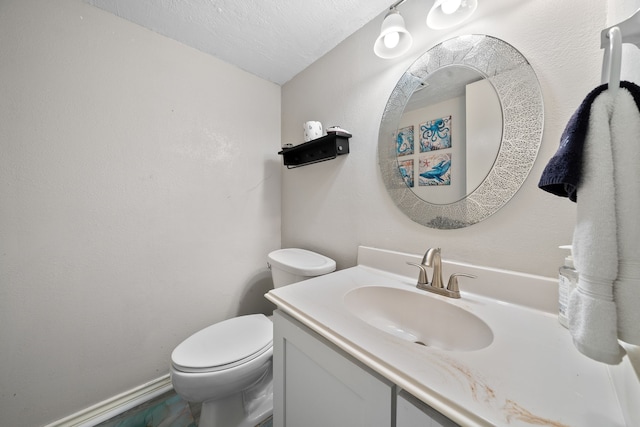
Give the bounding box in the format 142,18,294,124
198,368,273,427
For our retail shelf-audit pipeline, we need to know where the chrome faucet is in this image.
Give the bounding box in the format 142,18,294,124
407,247,476,298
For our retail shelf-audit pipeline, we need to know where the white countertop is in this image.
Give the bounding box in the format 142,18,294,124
265,246,626,427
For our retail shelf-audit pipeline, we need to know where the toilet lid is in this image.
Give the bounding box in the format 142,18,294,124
171,314,272,373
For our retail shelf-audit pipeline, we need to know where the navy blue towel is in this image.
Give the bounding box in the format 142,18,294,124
539,81,640,202
538,84,607,202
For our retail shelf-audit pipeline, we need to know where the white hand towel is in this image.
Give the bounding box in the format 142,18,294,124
569,90,624,364
609,88,640,345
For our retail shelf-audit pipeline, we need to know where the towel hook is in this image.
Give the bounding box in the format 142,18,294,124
602,27,622,95
600,7,640,94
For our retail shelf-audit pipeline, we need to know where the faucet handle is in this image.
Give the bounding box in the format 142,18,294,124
407,262,429,286
446,273,477,297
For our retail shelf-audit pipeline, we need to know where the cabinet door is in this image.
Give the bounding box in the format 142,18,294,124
396,391,460,427
273,311,393,427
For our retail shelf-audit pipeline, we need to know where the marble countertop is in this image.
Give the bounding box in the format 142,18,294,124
265,246,626,427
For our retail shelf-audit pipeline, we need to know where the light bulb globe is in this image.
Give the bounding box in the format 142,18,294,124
441,0,462,15
383,32,400,49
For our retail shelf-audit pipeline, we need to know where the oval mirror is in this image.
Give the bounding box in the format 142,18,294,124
378,35,543,229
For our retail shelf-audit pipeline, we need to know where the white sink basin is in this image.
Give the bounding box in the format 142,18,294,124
344,286,493,351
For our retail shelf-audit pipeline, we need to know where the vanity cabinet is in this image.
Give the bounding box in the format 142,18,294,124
272,311,458,427
397,391,460,427
272,310,392,427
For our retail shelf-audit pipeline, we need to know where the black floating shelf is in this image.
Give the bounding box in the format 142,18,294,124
278,131,352,169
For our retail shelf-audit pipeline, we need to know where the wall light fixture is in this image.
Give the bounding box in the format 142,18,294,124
375,0,479,59
373,1,413,59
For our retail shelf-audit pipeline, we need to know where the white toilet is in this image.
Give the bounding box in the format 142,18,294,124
170,248,336,427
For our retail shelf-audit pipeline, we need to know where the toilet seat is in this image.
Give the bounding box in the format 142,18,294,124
171,314,273,373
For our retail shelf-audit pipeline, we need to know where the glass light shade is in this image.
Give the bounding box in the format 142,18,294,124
426,0,477,30
374,10,413,59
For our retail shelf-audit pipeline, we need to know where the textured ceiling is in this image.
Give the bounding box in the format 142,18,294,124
86,0,395,85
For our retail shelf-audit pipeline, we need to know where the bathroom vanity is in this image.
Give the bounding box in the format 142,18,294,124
265,246,628,427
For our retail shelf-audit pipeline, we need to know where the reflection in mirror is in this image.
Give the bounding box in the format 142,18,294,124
398,65,502,204
379,35,543,229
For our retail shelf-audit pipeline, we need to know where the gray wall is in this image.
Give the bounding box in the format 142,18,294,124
0,1,281,425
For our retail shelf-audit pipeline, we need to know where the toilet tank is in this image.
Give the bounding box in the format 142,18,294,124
267,248,336,288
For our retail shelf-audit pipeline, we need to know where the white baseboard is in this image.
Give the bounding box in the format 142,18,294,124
44,374,173,427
